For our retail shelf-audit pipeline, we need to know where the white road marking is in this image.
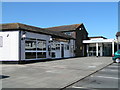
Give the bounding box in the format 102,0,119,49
46,70,61,73
109,70,118,72
101,69,118,72
88,66,96,68
72,86,85,88
72,86,98,90
108,66,118,68
94,76,119,80
46,71,53,73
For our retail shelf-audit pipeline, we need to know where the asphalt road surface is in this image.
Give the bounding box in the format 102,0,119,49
65,63,120,90
1,57,112,88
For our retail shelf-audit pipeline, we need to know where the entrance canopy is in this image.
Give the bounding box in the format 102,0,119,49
83,38,116,43
83,38,117,57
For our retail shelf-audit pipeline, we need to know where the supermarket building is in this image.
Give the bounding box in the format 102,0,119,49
0,23,117,62
0,23,75,61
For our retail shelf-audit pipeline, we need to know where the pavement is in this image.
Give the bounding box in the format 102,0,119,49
1,57,113,88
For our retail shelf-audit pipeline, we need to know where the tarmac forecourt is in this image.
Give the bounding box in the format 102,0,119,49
1,57,113,89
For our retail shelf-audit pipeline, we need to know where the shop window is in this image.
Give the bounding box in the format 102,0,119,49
89,47,92,51
25,38,47,59
51,42,56,50
67,45,69,50
48,45,51,51
25,52,36,59
64,45,67,50
93,47,96,51
0,36,3,47
49,52,51,56
37,52,46,58
37,40,46,50
56,44,60,50
89,47,96,51
25,39,36,50
98,47,100,50
64,44,69,50
51,52,55,58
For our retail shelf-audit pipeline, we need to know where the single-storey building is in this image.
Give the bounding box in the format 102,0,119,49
83,36,117,57
0,23,117,63
45,23,89,57
0,23,75,62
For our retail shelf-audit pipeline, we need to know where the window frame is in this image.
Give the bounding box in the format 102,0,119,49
25,38,47,59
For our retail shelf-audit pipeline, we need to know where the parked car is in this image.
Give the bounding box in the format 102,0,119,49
112,50,120,63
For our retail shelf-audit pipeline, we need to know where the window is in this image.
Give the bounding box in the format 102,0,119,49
25,38,47,59
64,44,69,50
25,52,36,59
51,52,55,58
56,44,60,50
64,32,71,36
25,38,36,50
67,45,69,50
51,42,56,50
64,45,67,50
0,36,3,47
37,40,46,50
37,52,46,58
48,45,51,51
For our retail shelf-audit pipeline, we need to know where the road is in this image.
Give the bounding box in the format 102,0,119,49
65,63,120,90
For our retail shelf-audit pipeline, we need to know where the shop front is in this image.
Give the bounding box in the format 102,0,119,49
0,23,75,62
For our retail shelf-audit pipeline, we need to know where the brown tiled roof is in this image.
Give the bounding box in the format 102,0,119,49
0,23,74,39
116,32,120,36
89,36,107,39
44,23,83,32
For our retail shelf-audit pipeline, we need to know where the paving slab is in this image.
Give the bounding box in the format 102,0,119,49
1,57,112,88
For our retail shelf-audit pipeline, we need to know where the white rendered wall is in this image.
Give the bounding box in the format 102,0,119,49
0,31,19,61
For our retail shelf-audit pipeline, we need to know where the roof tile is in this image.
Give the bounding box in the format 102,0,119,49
0,23,74,39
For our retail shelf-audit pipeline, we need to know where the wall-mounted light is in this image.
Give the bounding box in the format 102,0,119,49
117,36,120,43
7,34,9,37
21,31,26,40
79,28,82,30
50,37,53,41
